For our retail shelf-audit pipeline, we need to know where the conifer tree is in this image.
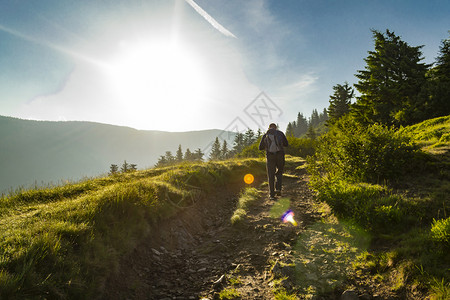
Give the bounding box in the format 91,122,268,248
295,113,308,136
354,29,429,126
306,124,316,140
256,128,263,139
425,34,450,118
221,140,229,159
194,148,204,161
121,160,129,173
244,129,255,147
310,109,320,127
286,122,294,136
209,137,222,160
156,156,167,167
232,132,245,154
327,82,354,124
184,148,193,161
165,151,175,164
176,144,183,162
109,164,118,175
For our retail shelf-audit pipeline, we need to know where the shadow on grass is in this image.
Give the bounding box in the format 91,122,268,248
293,221,370,297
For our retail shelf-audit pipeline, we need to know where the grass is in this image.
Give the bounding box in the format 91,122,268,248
307,115,450,298
230,187,260,225
0,158,267,299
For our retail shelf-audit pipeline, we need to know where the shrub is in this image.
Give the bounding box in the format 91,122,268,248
315,116,419,183
431,217,450,247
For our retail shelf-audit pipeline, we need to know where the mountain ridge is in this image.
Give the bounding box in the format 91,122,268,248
0,115,234,193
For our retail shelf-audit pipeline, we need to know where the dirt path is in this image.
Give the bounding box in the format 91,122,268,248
102,172,321,300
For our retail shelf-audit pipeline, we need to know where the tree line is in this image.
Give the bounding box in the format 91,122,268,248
155,128,263,167
285,109,329,138
109,160,137,175
286,29,450,135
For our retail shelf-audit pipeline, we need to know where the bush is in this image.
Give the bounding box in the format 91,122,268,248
310,177,410,232
285,136,317,158
431,217,450,247
315,116,419,183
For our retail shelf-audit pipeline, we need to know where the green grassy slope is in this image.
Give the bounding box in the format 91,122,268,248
309,115,450,299
0,158,267,299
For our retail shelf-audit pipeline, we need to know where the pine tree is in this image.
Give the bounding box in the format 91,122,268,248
165,151,175,164
221,140,229,159
310,109,320,127
109,164,118,175
425,34,450,118
296,113,308,136
244,129,255,147
286,122,294,136
121,160,129,173
194,148,204,161
184,148,193,161
176,144,183,162
232,132,245,154
256,128,263,139
156,156,167,167
209,137,222,160
354,29,429,126
306,124,316,140
327,82,354,124
129,164,137,171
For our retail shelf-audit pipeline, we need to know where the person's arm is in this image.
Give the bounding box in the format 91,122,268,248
258,134,266,150
281,132,288,147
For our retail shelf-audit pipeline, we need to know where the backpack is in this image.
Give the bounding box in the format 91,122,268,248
266,133,281,153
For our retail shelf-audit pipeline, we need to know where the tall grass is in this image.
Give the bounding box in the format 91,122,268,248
0,158,267,298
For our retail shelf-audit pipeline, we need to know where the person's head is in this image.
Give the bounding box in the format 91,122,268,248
269,123,277,130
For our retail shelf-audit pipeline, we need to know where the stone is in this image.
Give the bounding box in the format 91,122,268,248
151,248,162,255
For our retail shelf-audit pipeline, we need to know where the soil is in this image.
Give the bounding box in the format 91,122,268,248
101,171,322,300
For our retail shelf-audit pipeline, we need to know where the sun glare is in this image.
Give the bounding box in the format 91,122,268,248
104,39,209,129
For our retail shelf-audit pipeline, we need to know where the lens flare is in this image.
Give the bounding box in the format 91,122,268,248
244,173,254,184
281,209,298,226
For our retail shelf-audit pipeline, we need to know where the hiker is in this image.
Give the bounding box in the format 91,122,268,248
259,123,289,200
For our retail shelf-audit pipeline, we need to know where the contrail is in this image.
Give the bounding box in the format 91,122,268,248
0,24,107,68
184,0,236,38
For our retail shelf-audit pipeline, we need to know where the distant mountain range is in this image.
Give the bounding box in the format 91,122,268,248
0,116,234,193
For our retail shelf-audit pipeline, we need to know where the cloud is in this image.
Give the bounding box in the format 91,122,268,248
184,0,237,38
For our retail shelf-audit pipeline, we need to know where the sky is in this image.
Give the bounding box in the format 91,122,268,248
0,0,449,133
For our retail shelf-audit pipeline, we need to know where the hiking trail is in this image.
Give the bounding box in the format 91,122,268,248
102,168,322,299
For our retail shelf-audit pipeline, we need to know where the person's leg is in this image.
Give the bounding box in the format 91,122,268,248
266,154,276,198
275,152,285,194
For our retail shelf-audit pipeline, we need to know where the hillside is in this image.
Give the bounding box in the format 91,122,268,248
0,116,449,299
0,116,234,193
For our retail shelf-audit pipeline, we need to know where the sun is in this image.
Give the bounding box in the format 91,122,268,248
103,39,209,129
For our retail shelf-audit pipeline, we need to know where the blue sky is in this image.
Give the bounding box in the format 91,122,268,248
0,0,449,132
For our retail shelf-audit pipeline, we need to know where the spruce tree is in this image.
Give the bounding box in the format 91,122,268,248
184,148,193,161
295,113,308,136
286,122,294,136
194,148,204,161
221,140,229,159
156,156,167,167
354,29,429,126
176,144,183,162
109,164,118,175
232,132,245,154
425,34,450,118
209,137,222,160
165,151,175,164
121,160,129,173
327,82,354,124
244,129,255,147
